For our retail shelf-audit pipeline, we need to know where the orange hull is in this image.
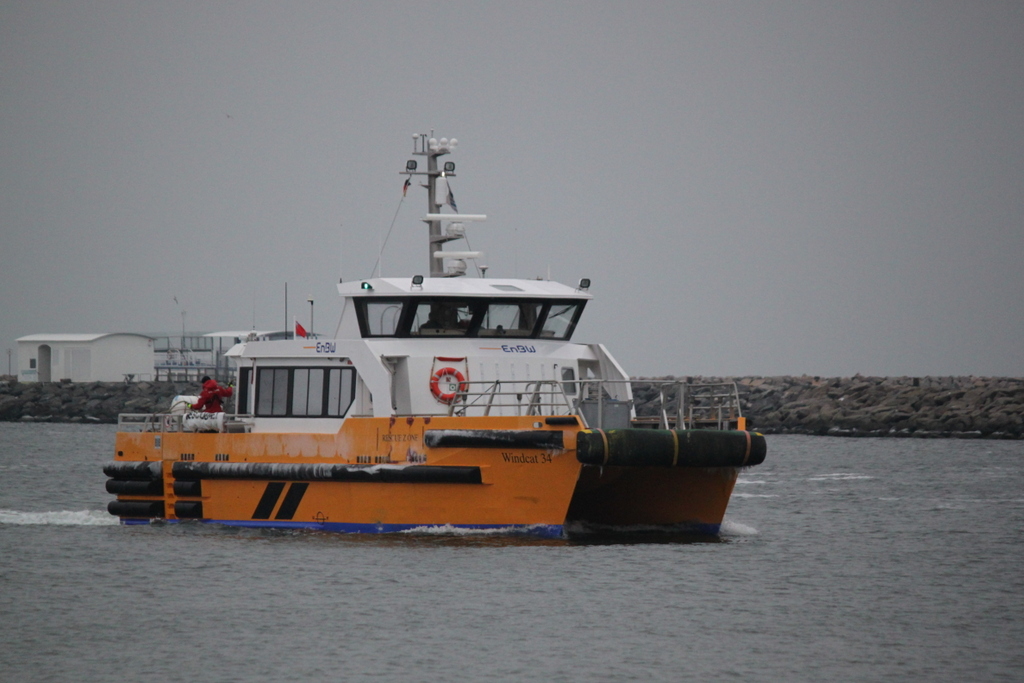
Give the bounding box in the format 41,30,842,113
108,417,746,536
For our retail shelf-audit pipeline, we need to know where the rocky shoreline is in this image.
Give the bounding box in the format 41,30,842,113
0,379,200,424
1,375,1022,438
635,375,1024,439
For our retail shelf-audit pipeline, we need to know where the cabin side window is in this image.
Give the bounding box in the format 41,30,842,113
255,367,356,418
237,367,252,413
257,368,289,416
326,368,354,416
292,369,325,416
561,366,577,396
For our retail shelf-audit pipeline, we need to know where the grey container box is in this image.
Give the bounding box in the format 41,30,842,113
580,399,632,430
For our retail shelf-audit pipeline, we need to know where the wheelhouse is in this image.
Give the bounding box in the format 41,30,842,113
355,296,585,339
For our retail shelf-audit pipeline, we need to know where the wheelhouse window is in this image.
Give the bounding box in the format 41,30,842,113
410,300,477,336
255,367,355,418
363,300,405,336
478,302,542,337
354,297,586,340
540,303,583,339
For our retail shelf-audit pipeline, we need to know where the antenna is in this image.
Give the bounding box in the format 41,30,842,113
404,134,470,277
338,222,344,283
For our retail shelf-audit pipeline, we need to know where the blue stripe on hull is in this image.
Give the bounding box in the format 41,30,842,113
120,518,724,537
122,517,565,538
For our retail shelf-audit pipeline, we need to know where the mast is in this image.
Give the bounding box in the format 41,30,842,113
406,133,457,277
403,133,485,278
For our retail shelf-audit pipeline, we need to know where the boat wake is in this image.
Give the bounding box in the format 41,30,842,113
0,509,117,526
808,472,874,481
719,519,759,536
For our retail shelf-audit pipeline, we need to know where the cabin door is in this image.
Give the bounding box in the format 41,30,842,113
37,345,51,382
383,356,412,414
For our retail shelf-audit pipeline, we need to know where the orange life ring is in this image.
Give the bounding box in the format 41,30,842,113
430,367,468,404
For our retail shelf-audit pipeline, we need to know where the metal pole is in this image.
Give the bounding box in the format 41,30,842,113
427,152,442,276
308,298,314,338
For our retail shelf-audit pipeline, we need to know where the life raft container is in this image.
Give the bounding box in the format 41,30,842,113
430,367,468,404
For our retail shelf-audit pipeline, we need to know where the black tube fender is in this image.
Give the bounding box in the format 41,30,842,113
576,428,766,468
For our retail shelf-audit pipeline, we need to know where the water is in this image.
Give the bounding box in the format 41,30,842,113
1,423,1022,682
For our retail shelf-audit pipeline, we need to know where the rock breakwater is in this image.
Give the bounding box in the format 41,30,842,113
634,375,1024,438
0,379,200,423
2,375,1021,438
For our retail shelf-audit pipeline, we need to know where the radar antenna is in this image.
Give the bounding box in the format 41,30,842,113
403,134,485,277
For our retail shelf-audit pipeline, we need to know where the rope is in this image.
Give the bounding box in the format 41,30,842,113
369,186,408,278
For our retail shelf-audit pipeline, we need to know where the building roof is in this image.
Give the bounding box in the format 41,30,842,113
17,333,154,343
203,330,280,338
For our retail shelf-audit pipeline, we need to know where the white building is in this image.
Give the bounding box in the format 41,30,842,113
152,330,283,382
17,334,155,383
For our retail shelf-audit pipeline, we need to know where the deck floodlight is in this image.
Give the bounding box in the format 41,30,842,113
360,282,373,290
406,160,417,171
578,278,591,291
412,275,424,286
443,161,455,173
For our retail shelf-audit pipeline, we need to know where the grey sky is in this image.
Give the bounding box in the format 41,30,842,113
2,1,1022,377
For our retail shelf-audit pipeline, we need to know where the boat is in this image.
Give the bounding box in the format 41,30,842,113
104,133,766,537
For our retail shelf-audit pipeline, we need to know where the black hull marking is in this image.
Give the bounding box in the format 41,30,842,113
274,483,309,520
252,482,286,519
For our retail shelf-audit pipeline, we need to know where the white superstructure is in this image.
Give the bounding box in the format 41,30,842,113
225,134,633,434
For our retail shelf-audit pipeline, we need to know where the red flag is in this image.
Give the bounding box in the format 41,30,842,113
295,320,307,338
402,176,411,197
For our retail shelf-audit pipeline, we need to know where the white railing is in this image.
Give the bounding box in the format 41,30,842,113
446,380,576,418
676,382,744,430
445,379,743,430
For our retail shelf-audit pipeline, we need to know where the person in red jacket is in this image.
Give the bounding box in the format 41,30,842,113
191,376,233,413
